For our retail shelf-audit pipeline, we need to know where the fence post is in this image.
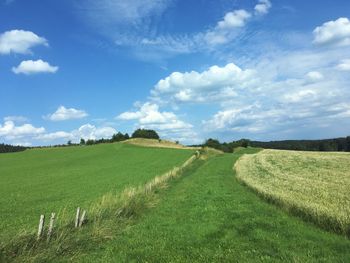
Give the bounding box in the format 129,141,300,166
47,213,56,241
75,207,80,228
79,210,86,227
37,214,45,240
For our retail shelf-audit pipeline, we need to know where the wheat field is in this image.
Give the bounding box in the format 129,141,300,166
235,149,350,236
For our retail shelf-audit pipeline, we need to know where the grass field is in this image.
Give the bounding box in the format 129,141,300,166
2,145,350,262
0,143,194,240
62,149,350,262
235,149,350,236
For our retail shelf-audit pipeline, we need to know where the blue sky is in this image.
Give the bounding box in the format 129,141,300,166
1,0,350,146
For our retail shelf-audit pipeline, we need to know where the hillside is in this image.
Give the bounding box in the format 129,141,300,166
0,142,194,240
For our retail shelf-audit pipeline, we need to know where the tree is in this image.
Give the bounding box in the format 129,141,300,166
132,129,159,139
204,138,222,150
86,139,95,145
80,138,86,145
346,136,350,152
67,140,72,146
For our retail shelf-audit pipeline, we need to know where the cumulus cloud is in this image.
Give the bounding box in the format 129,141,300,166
12,59,58,75
0,120,45,140
35,124,117,143
0,29,48,55
336,59,350,71
313,17,350,46
151,63,257,104
254,0,272,15
204,9,251,45
117,102,197,143
75,124,116,140
45,106,88,121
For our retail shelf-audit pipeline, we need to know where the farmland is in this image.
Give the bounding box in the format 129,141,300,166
235,149,350,236
60,148,350,262
1,144,350,262
0,143,194,240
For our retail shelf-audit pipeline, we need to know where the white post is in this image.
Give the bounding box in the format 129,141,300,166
75,207,80,228
37,215,45,240
47,213,56,241
79,210,86,227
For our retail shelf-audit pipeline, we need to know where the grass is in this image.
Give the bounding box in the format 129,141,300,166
0,143,194,240
67,149,350,262
235,149,350,236
0,146,201,262
2,146,350,262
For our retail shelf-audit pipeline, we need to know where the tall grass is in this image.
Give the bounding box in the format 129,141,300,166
0,150,206,262
234,149,350,237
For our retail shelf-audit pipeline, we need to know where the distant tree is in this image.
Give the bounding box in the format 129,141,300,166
204,138,222,150
237,139,250,148
132,129,159,139
112,132,128,142
0,143,27,153
86,139,95,145
346,136,350,152
80,138,86,145
67,140,72,146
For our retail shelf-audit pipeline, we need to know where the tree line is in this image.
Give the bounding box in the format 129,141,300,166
202,136,350,153
0,129,161,153
0,143,27,153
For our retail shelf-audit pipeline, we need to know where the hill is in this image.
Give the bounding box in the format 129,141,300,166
0,142,194,240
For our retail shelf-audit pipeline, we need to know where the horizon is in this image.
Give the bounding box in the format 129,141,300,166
1,0,350,146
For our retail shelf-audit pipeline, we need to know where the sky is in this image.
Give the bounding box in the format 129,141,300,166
0,0,350,146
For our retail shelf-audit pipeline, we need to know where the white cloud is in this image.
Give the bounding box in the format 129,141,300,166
72,124,116,141
151,63,257,104
313,17,350,46
336,59,350,71
45,106,88,121
36,131,73,141
305,71,324,82
117,102,197,143
0,29,48,55
12,59,58,75
35,124,117,143
217,10,252,29
204,9,251,45
254,0,272,15
0,121,45,140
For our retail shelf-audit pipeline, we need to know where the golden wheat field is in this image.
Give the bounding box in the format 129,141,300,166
234,149,350,236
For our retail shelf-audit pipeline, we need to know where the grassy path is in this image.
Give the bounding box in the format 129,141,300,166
78,151,350,262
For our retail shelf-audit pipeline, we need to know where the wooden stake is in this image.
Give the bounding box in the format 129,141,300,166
75,207,80,228
79,210,86,227
37,214,45,240
47,213,56,241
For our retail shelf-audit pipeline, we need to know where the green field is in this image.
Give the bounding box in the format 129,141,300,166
0,143,194,240
64,149,350,262
235,149,350,236
1,145,350,262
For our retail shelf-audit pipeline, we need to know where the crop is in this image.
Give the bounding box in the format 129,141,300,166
235,149,350,236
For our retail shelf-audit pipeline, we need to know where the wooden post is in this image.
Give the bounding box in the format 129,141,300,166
47,213,55,241
37,214,45,240
79,210,86,227
75,207,80,228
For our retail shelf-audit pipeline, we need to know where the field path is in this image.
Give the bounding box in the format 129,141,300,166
78,151,350,262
